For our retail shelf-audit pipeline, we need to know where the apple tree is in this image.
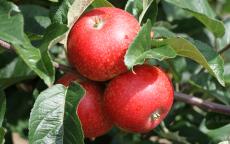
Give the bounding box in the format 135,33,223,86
0,0,230,144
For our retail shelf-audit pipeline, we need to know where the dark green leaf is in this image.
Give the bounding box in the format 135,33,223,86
164,0,225,37
200,121,230,142
205,113,230,129
0,127,5,144
162,1,191,21
0,91,5,144
0,90,6,127
29,84,67,143
91,0,114,8
0,58,35,89
64,83,85,144
19,4,51,35
139,0,158,25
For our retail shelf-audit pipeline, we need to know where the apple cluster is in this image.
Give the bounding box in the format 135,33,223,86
57,7,174,138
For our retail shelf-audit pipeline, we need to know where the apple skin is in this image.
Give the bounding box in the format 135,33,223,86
67,7,140,81
104,65,174,133
57,73,113,138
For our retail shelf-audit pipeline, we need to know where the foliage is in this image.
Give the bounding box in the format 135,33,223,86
0,0,230,143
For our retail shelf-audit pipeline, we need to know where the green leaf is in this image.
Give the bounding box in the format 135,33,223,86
224,64,230,84
164,38,225,86
0,127,5,144
0,14,24,44
0,0,19,15
67,0,94,27
200,121,230,142
0,13,55,86
152,26,176,38
64,83,85,144
50,0,94,25
194,40,225,86
51,0,74,24
39,23,69,52
139,0,158,25
29,84,85,144
125,20,151,69
59,0,94,45
91,0,114,8
125,20,177,69
125,0,143,20
0,90,6,127
164,0,225,37
13,36,54,86
189,73,230,105
0,58,35,89
29,84,67,143
217,20,230,50
36,23,68,86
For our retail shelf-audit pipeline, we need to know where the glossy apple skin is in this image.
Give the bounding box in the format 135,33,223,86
67,7,140,81
57,73,112,138
104,65,174,133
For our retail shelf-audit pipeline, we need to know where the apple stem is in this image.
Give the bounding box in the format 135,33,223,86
93,16,104,29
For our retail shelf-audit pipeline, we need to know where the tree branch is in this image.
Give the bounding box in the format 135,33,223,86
1,39,230,115
174,92,230,115
218,43,230,54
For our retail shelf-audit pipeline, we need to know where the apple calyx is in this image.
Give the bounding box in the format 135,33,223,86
150,110,161,121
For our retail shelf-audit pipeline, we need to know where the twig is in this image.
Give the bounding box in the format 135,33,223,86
1,39,230,115
218,43,230,54
0,39,14,51
174,92,230,115
52,62,88,81
52,61,75,73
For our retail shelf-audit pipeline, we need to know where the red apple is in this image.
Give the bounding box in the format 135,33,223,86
104,65,174,133
67,7,140,81
57,73,112,138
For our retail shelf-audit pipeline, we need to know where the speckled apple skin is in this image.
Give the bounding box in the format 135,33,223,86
57,73,112,138
67,7,140,81
104,65,174,133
